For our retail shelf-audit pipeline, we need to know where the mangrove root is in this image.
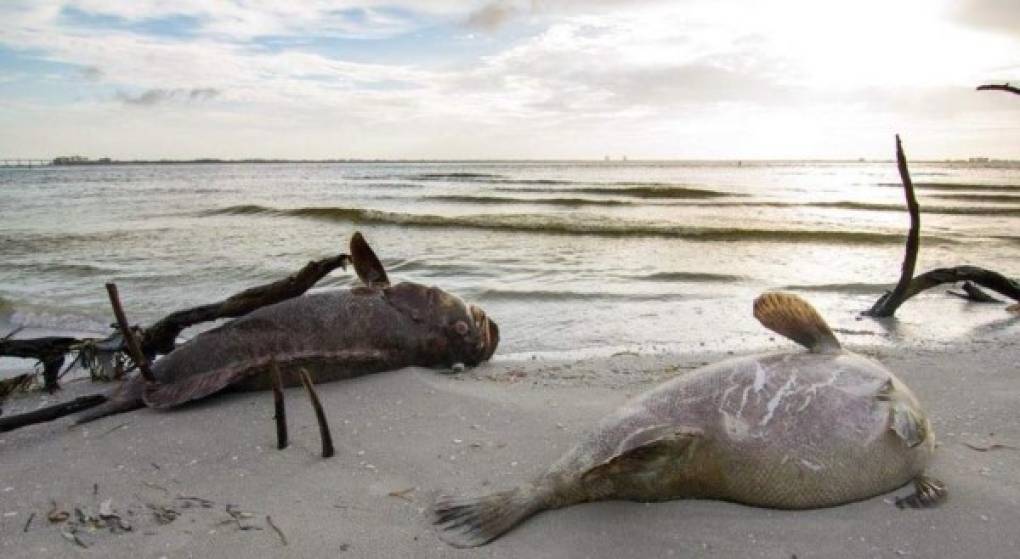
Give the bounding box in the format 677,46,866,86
864,136,1019,317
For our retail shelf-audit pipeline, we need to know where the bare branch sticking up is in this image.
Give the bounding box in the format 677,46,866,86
865,136,1020,317
106,283,156,382
865,135,920,317
270,361,288,450
299,368,334,458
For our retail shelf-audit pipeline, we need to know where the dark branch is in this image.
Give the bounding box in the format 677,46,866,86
140,253,349,356
865,135,920,317
0,395,107,432
106,283,156,382
977,83,1020,96
0,337,79,392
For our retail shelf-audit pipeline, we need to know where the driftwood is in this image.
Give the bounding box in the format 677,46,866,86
948,281,1003,303
864,136,1020,317
0,252,350,392
140,253,350,356
106,283,155,382
0,337,79,392
977,83,1020,96
0,395,107,432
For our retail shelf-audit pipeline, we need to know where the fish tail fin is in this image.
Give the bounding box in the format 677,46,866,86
429,485,546,548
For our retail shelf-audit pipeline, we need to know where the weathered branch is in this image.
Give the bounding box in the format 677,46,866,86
0,337,78,392
140,253,350,356
977,83,1020,96
947,281,1003,303
107,283,156,382
0,394,107,432
865,135,919,317
865,136,1020,317
0,252,350,393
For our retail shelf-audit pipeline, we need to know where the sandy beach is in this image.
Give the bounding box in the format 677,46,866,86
1,341,1018,558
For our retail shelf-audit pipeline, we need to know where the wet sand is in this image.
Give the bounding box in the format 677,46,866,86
1,343,1018,558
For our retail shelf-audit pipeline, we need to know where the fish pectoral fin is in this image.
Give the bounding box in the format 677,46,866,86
350,232,390,288
895,475,947,509
143,365,261,409
889,399,928,448
583,425,703,482
753,292,841,353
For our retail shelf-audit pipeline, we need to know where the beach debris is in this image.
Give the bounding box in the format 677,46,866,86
46,501,69,523
177,495,216,509
61,527,88,548
947,282,1002,303
146,503,179,525
298,368,334,458
387,487,416,502
270,360,288,450
106,282,155,382
0,233,499,462
23,512,35,533
963,442,1019,453
266,515,288,546
864,136,1020,317
0,373,35,413
223,504,261,531
976,83,1020,96
0,251,351,395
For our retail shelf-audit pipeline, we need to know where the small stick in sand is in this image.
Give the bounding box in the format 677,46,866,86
266,515,288,545
270,361,288,450
299,368,334,458
105,283,155,382
23,512,35,533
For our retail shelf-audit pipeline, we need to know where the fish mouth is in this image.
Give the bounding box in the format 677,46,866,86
470,305,499,362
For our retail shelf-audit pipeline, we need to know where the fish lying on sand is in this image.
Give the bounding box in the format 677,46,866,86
431,292,943,548
3,232,499,443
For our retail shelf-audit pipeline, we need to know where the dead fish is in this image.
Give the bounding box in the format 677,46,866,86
9,232,498,430
430,292,942,548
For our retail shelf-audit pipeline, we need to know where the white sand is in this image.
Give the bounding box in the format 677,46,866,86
1,343,1018,558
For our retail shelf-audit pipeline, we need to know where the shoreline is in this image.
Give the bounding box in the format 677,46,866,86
2,343,1018,557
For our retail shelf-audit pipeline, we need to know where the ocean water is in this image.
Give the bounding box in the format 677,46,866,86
2,160,1019,377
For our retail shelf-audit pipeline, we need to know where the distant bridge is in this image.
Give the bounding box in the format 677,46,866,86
0,159,51,168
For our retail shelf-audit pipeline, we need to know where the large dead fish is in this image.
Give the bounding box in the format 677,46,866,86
431,292,943,548
3,233,499,438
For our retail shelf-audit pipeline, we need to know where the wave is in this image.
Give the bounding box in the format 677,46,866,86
423,196,1020,216
781,282,890,294
411,172,506,180
362,182,423,189
387,259,497,278
202,204,950,245
930,193,1020,204
879,182,1020,192
1,261,113,277
635,271,745,283
494,185,730,199
473,289,688,302
795,201,1020,216
0,294,109,334
423,195,633,207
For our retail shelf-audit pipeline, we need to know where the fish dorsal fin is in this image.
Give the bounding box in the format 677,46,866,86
350,231,390,288
753,292,841,353
582,425,702,483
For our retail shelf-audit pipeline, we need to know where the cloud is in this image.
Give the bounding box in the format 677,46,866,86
117,87,220,106
465,1,517,31
953,0,1020,37
80,65,102,81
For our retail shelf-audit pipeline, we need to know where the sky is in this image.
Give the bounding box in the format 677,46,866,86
0,0,1018,160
